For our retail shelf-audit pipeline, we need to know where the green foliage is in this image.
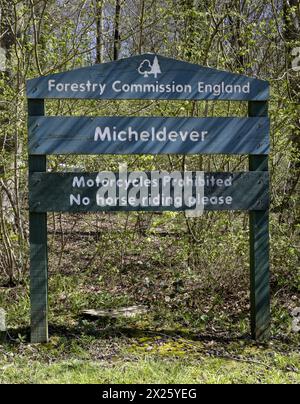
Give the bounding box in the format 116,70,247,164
0,0,299,383
0,355,299,384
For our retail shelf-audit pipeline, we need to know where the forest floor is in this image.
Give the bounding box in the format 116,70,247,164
0,213,299,384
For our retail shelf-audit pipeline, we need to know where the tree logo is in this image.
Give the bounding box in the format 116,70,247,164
138,56,162,78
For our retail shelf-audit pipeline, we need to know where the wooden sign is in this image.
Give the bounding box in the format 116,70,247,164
27,54,269,101
28,116,270,155
27,54,271,344
29,172,269,213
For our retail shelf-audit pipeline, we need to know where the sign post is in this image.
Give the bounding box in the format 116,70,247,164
27,54,270,343
249,101,270,340
28,99,48,343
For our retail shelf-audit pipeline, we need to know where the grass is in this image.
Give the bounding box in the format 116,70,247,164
1,356,299,384
0,310,299,384
0,213,299,384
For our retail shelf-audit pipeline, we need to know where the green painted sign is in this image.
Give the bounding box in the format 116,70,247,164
27,54,269,101
27,55,271,344
28,116,270,155
29,172,269,213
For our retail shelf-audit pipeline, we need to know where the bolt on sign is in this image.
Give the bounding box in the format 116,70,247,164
27,54,270,343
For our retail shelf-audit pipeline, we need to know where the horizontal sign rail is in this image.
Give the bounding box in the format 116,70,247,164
26,54,269,101
28,116,270,155
29,171,269,213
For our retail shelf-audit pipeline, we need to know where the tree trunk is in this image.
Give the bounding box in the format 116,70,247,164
0,0,18,283
180,0,196,59
282,0,300,226
138,0,145,54
0,0,14,71
95,0,104,64
0,0,15,217
113,0,121,61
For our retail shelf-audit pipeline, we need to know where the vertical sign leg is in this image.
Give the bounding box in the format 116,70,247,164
28,100,48,343
249,101,270,341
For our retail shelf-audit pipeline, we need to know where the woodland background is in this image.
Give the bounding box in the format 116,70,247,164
0,0,299,384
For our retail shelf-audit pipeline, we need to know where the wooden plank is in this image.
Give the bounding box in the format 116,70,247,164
28,116,270,155
29,171,269,213
26,54,269,101
82,306,149,319
28,99,49,344
249,101,270,341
